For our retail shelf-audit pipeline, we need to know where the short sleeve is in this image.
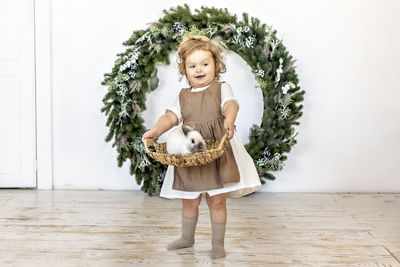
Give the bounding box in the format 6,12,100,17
221,82,239,115
165,94,183,124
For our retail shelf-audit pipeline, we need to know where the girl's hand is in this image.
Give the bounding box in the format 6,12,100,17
142,128,159,143
223,119,235,139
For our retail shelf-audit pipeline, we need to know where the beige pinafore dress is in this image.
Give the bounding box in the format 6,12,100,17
173,81,240,191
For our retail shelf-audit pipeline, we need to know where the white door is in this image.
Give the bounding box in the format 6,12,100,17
0,0,36,187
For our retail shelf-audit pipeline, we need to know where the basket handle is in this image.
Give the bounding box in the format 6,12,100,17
143,138,154,154
217,133,228,150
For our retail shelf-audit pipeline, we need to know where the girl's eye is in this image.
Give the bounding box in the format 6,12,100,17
190,65,195,68
203,63,208,66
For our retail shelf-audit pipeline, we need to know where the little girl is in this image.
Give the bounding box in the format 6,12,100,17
142,35,261,259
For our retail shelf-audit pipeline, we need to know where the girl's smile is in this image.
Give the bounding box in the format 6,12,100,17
195,74,205,78
185,49,216,88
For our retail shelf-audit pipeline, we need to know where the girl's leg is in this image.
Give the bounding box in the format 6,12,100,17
205,193,227,223
182,194,202,218
167,194,202,250
206,193,227,259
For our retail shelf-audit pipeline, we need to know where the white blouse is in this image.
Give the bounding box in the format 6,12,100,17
166,82,239,124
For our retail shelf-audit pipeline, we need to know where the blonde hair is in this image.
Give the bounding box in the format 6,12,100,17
177,35,226,81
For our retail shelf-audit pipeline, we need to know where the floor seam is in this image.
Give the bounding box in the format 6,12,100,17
383,246,400,264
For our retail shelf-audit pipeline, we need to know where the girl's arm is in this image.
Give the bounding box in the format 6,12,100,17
142,111,179,141
223,101,239,139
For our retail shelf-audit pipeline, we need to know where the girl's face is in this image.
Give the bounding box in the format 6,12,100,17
185,49,216,88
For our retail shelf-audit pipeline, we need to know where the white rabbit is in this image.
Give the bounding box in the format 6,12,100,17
166,125,206,154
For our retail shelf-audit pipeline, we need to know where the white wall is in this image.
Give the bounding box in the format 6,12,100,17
47,0,400,191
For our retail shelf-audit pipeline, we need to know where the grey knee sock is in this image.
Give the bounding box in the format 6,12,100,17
167,216,198,250
211,223,226,259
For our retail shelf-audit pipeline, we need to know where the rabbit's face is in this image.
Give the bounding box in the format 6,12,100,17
185,131,206,153
182,125,206,153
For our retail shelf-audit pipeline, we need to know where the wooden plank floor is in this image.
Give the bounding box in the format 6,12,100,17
0,190,399,266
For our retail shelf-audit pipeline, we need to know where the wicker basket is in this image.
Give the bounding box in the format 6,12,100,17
144,134,228,167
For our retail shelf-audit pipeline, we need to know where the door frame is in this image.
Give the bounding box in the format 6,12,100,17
34,0,53,189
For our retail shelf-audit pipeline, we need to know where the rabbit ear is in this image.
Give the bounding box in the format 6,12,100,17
182,125,191,136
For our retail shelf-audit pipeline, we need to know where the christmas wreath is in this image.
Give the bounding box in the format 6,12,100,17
101,5,305,196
